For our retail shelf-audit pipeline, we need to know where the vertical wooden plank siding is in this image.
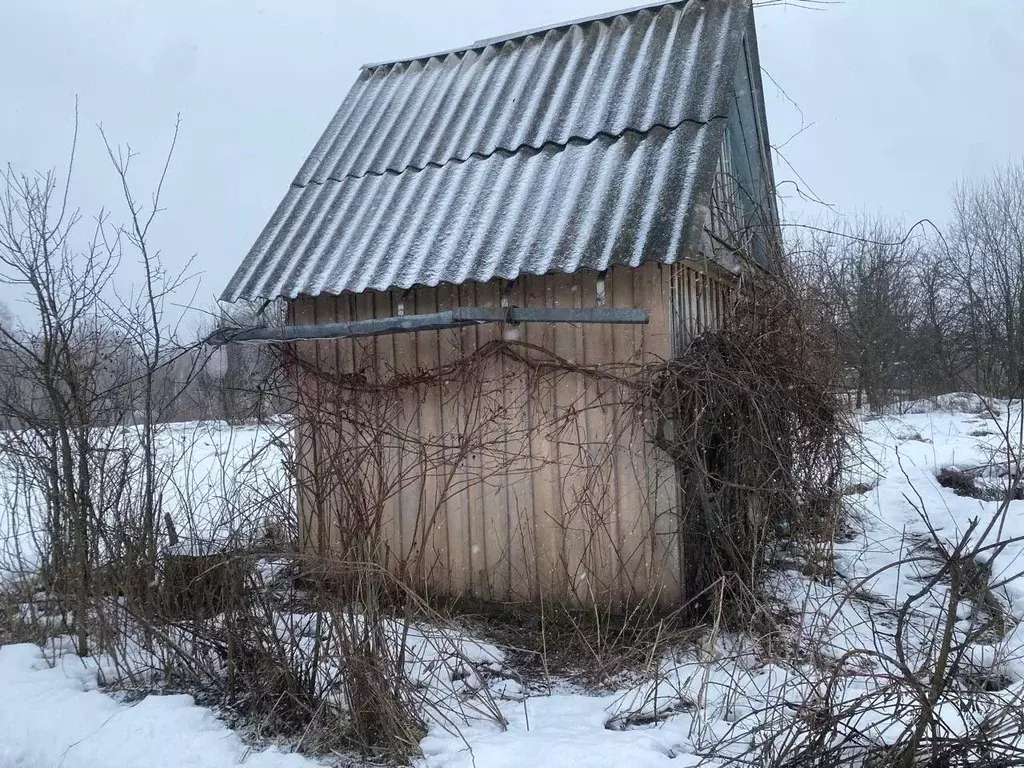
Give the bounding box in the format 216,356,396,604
578,274,618,604
550,271,586,601
457,283,482,598
434,283,468,595
518,275,563,602
607,266,645,602
371,290,400,568
321,295,343,556
473,281,510,600
412,286,448,594
293,298,320,554
640,263,680,606
501,279,538,601
293,262,737,608
391,291,420,574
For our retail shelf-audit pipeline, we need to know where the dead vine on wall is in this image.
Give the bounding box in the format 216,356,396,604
652,279,850,627
284,278,848,630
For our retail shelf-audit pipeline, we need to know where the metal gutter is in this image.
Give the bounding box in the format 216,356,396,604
208,307,649,345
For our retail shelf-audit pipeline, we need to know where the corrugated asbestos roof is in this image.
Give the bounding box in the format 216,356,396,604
222,0,752,302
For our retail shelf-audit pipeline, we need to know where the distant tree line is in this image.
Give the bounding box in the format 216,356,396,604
787,158,1024,410
0,300,287,430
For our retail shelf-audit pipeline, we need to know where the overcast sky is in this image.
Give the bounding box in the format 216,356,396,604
2,0,1022,323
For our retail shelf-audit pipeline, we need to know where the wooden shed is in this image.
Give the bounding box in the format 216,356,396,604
220,0,780,609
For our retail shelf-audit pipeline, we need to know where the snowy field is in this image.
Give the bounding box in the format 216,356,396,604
0,418,293,583
3,395,1024,766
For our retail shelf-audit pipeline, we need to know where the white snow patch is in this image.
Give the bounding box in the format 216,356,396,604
0,643,318,768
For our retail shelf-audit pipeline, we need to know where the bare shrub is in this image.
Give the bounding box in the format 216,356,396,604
650,275,850,628
716,529,1024,766
936,467,988,500
0,578,51,646
700,409,1024,768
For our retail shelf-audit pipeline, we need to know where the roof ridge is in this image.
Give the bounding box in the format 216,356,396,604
296,113,727,189
359,0,692,70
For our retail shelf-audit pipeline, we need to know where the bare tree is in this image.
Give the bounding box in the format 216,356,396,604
790,217,921,410
100,117,204,583
0,115,198,655
945,160,1024,396
0,127,124,653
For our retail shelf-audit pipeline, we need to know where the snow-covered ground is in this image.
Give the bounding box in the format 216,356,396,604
3,395,1024,767
0,642,316,768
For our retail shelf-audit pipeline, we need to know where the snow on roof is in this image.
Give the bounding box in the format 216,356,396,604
221,0,752,302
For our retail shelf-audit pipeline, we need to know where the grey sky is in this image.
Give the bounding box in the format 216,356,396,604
2,0,1022,323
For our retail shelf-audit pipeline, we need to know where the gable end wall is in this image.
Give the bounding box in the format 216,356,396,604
290,259,737,608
